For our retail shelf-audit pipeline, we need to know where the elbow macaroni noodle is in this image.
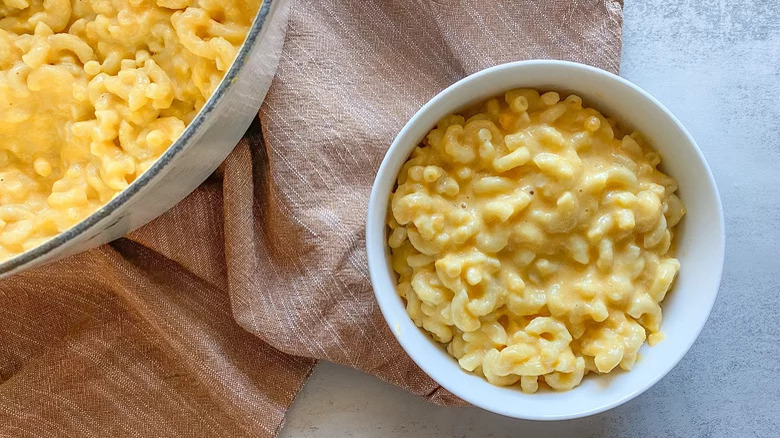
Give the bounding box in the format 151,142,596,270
388,89,684,392
0,0,261,261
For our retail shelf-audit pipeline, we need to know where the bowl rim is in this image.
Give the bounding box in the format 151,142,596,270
0,0,280,275
365,59,725,420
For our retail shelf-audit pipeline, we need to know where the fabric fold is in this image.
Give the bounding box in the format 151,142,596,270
0,1,623,436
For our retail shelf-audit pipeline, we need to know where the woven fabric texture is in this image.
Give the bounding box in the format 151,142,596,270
0,1,623,436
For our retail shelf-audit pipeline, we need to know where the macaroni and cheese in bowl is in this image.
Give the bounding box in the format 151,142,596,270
0,0,289,275
367,60,724,419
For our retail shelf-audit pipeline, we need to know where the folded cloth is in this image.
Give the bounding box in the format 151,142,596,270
0,0,623,436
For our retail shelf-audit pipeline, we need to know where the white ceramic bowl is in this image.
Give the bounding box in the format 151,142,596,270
366,60,725,420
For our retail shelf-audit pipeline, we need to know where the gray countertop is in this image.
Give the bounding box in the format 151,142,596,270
280,1,780,436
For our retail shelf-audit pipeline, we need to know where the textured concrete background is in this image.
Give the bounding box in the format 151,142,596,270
279,1,780,436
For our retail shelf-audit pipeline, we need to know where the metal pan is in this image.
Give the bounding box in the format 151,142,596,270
0,0,290,278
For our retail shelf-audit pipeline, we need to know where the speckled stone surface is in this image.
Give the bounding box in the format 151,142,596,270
279,1,780,436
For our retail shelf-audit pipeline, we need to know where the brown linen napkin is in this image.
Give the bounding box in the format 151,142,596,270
0,0,623,436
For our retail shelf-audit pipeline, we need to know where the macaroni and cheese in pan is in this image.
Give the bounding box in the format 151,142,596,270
388,89,684,392
0,0,261,261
